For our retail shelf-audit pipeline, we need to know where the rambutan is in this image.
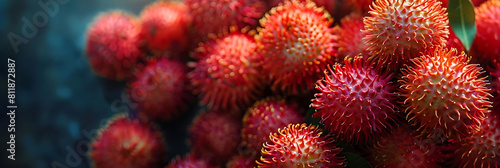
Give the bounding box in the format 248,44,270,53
456,112,500,168
471,0,500,64
139,1,191,53
189,111,242,164
266,0,336,15
226,155,257,168
400,48,492,140
368,126,444,167
346,0,373,14
188,29,265,113
167,155,218,168
128,58,190,121
241,98,305,154
186,0,266,42
258,123,345,167
445,26,466,54
311,56,399,144
490,62,500,113
90,115,166,168
256,0,338,95
335,13,369,61
85,11,142,80
363,0,449,71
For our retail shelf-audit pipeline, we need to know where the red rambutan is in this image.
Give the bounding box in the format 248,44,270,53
258,123,345,167
189,111,242,164
167,155,218,168
90,114,166,168
226,155,257,168
256,0,338,95
400,48,492,140
85,11,142,80
311,56,399,144
266,0,336,16
241,98,305,154
128,58,190,121
346,0,373,14
363,0,449,71
188,29,265,113
471,0,500,64
139,1,191,53
335,13,370,61
445,26,466,54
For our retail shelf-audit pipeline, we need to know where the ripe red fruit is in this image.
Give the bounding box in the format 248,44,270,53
90,115,166,168
258,123,345,167
311,57,399,144
346,0,372,14
241,98,304,154
266,0,336,16
189,111,241,164
189,30,265,113
226,155,257,168
85,11,142,80
445,26,466,54
472,0,500,64
368,126,444,167
139,1,191,53
400,48,492,140
128,58,190,121
167,155,218,168
256,0,338,95
335,13,369,61
363,0,449,71
490,63,500,112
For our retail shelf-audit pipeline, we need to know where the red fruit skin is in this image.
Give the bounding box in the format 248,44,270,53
363,0,449,71
85,11,142,81
369,127,444,168
139,1,191,53
258,123,345,167
226,155,257,168
241,98,305,154
456,112,500,168
90,115,166,168
311,57,399,144
167,155,219,168
446,27,466,54
128,58,190,121
490,63,500,113
346,0,373,14
189,111,242,164
189,31,265,113
265,0,336,16
438,0,487,8
471,0,500,65
256,0,338,95
400,48,492,140
335,13,370,61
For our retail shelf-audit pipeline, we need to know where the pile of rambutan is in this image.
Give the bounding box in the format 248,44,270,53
84,0,499,167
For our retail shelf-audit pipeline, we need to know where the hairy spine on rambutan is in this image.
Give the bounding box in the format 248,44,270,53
400,48,492,140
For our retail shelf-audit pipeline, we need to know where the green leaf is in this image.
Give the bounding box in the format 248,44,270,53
448,0,476,52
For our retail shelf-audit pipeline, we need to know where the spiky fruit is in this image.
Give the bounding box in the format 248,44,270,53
258,123,345,167
335,13,369,61
226,155,257,168
189,30,265,113
363,0,449,71
311,57,399,144
266,0,336,16
368,126,444,167
186,0,266,42
256,0,338,95
90,115,166,168
85,11,141,80
189,111,241,164
456,111,500,167
472,0,500,64
128,58,190,121
490,63,500,113
400,48,492,140
139,1,191,53
241,98,305,154
167,155,218,168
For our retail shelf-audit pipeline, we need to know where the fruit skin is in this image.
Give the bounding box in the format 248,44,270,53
258,123,345,168
128,58,190,121
311,57,399,144
226,155,257,168
256,0,338,95
139,1,191,53
335,13,369,62
368,126,444,168
85,11,142,81
456,111,500,168
346,0,373,14
90,114,166,168
445,26,466,54
400,48,492,140
167,155,218,168
241,98,305,154
363,0,449,71
189,111,242,164
490,63,500,112
471,0,500,64
265,0,336,16
189,30,265,113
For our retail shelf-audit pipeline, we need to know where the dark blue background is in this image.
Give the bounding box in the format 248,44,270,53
1,0,196,167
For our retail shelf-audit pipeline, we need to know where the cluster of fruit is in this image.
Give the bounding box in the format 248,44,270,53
84,0,500,167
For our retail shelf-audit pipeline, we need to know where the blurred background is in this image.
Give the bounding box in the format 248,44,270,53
0,1,197,167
